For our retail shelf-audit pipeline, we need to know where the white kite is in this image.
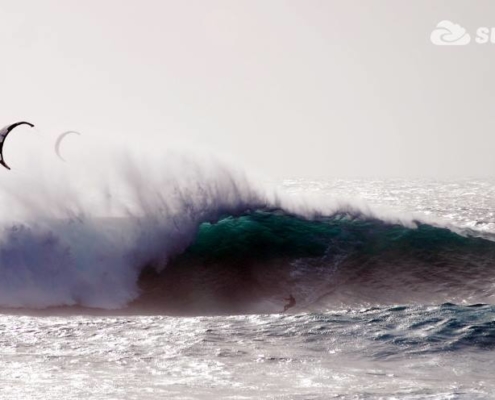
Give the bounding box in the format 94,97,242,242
55,130,81,162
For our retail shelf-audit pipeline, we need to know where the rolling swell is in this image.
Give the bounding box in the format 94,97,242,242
136,210,495,314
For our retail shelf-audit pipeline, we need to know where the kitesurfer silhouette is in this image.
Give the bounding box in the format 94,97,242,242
283,294,296,312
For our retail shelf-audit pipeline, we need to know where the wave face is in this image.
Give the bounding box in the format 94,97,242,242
0,139,494,313
137,210,495,314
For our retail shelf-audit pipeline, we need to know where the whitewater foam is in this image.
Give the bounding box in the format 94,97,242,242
0,138,269,308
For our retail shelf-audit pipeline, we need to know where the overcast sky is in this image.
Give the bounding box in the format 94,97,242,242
1,0,494,178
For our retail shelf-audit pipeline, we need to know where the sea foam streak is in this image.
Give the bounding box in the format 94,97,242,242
0,136,493,311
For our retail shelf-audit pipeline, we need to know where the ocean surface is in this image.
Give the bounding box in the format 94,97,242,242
0,159,494,399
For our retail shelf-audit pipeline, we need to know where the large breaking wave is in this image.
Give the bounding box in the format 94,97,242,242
148,211,495,315
0,137,494,314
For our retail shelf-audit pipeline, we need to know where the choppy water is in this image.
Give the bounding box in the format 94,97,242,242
1,178,495,399
2,305,495,399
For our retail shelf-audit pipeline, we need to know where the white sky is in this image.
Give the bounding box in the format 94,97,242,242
1,0,494,178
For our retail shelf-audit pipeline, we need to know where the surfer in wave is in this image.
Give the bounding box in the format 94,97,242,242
283,294,296,313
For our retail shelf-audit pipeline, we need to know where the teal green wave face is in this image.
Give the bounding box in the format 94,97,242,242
185,211,337,261
140,210,495,313
180,210,495,264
